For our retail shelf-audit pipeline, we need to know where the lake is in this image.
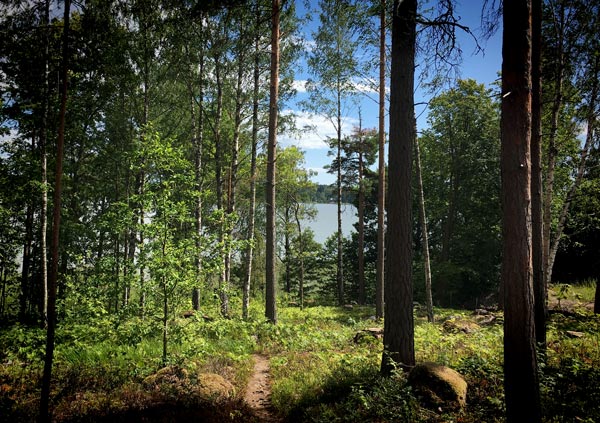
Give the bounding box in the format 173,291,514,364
301,203,358,244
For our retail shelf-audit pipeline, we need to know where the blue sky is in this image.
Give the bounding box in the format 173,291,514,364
280,0,502,185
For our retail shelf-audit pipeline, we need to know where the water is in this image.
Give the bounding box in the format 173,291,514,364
301,203,357,244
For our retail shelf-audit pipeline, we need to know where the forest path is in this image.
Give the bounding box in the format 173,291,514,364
244,354,281,422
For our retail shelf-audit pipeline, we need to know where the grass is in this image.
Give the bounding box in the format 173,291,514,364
0,285,599,422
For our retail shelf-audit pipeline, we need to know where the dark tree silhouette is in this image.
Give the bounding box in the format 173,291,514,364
500,0,542,422
381,0,416,375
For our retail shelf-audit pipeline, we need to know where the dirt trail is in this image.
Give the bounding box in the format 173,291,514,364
244,354,281,422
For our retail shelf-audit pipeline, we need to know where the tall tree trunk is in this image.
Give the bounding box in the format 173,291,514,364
213,56,229,317
186,28,205,311
265,0,280,324
542,3,565,287
20,151,34,323
381,0,416,376
357,117,366,305
376,0,386,320
284,206,291,293
547,56,599,283
531,0,545,348
415,138,434,322
224,39,245,291
39,1,70,420
243,4,261,320
40,0,50,326
336,89,344,306
501,1,541,421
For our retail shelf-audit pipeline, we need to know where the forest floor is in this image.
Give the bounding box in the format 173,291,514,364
0,283,599,422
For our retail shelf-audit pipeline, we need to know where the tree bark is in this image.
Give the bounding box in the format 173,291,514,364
415,138,434,323
531,0,546,348
39,1,70,420
381,0,416,375
376,0,386,320
243,2,261,320
265,0,280,324
501,1,541,421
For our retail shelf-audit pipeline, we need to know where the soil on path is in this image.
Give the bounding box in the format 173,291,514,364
244,354,281,422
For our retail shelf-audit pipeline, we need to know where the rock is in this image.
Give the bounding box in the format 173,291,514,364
353,327,383,343
197,373,235,400
566,330,585,339
142,365,189,388
474,314,497,325
442,318,481,334
343,304,354,310
142,367,234,402
473,308,490,316
408,362,467,409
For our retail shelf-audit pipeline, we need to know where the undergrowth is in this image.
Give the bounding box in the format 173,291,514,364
1,286,599,422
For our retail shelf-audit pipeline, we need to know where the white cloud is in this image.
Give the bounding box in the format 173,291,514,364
292,80,308,93
279,110,358,150
292,77,381,95
0,128,18,145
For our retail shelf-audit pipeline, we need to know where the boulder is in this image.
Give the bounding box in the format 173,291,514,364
197,373,235,400
142,367,234,401
142,365,189,389
408,362,467,409
353,327,383,343
442,317,481,334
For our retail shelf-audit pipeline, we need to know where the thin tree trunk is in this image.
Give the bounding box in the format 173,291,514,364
186,30,204,311
376,0,386,320
547,58,598,282
294,204,305,310
501,0,541,421
381,0,416,376
39,1,70,420
265,0,280,324
531,0,545,348
20,157,34,323
40,0,50,326
357,117,366,305
162,273,168,366
284,207,291,293
224,38,245,290
543,3,565,287
243,2,261,320
213,55,229,317
336,89,344,306
415,138,433,322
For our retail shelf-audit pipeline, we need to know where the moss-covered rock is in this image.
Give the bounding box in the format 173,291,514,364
442,317,481,334
197,373,235,400
408,362,467,409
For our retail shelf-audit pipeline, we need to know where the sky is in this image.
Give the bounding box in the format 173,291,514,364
280,0,502,185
